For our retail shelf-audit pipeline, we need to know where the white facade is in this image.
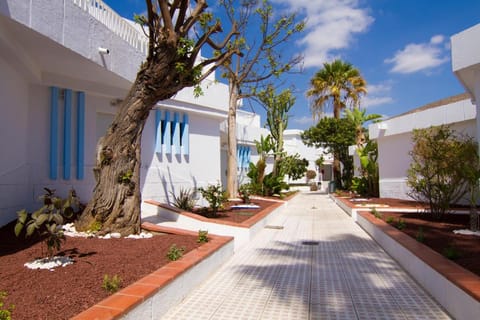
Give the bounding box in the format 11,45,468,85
368,22,480,201
0,0,229,227
370,94,476,200
283,129,333,184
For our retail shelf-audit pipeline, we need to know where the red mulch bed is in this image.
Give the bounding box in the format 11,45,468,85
191,198,279,223
0,199,276,319
344,196,480,277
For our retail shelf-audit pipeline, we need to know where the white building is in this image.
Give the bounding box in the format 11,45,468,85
0,0,230,227
283,129,333,185
369,94,476,200
368,22,480,200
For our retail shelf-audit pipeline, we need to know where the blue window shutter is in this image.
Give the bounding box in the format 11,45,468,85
163,111,171,154
76,92,85,180
49,87,59,180
155,109,162,153
238,145,246,169
63,89,72,180
181,114,189,155
245,146,251,168
172,112,180,155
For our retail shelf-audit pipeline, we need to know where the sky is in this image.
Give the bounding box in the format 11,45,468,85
104,0,480,130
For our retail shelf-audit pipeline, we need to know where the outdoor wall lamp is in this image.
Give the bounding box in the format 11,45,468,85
98,47,110,55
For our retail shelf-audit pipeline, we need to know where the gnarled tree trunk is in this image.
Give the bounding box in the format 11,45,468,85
76,50,193,236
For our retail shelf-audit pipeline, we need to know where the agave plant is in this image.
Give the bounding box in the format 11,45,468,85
170,187,196,211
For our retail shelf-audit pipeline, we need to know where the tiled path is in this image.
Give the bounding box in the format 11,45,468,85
160,193,451,319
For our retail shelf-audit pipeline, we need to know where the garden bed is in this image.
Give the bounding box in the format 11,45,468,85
334,195,480,276
0,221,203,320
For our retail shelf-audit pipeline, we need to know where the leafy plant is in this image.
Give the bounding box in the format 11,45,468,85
197,230,209,243
102,274,122,294
166,244,185,261
385,216,394,224
371,208,382,219
443,243,461,260
280,154,308,181
396,218,406,230
171,188,197,211
238,184,252,204
0,291,14,320
117,170,133,184
88,220,102,233
14,188,81,258
416,227,425,243
407,125,479,219
263,172,289,196
306,170,317,182
198,183,228,216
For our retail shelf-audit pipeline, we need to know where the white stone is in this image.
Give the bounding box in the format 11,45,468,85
24,256,74,270
453,229,480,236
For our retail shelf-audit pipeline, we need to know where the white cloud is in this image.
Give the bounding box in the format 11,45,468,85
292,115,315,125
272,0,374,68
361,82,394,109
385,35,449,74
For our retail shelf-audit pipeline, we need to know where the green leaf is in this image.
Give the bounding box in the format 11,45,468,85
26,221,37,237
52,213,64,225
34,213,48,227
63,206,74,218
16,209,28,224
14,220,25,237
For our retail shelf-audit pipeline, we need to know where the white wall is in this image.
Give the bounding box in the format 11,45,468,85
141,111,223,204
0,0,231,227
372,98,476,200
0,55,31,226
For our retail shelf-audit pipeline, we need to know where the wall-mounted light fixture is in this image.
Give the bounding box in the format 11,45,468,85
98,47,110,55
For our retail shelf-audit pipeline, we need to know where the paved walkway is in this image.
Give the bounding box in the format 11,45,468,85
160,193,451,319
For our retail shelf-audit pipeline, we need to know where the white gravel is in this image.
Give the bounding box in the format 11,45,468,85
24,256,74,270
453,229,480,236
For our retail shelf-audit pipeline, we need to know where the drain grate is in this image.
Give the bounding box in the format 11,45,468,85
264,225,284,230
301,241,320,246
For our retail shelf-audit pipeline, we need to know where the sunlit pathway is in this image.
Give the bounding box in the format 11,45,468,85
160,193,451,319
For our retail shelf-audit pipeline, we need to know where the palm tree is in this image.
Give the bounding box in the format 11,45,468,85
344,107,382,147
307,59,367,119
307,59,367,189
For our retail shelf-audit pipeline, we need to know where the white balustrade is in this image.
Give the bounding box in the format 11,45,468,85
72,0,148,55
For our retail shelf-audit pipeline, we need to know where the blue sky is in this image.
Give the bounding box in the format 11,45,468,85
105,0,480,130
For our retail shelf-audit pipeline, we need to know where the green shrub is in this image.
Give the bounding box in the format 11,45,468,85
166,244,185,261
0,291,14,320
238,184,252,204
443,243,461,260
102,274,122,294
385,216,394,224
416,227,425,243
14,188,81,258
306,170,316,181
371,208,382,219
198,183,228,216
197,230,209,243
407,125,479,219
171,188,196,211
396,218,406,230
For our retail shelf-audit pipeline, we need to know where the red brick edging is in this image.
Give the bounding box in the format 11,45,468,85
71,223,233,320
358,211,480,302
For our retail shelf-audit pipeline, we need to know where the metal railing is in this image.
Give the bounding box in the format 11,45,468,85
72,0,148,55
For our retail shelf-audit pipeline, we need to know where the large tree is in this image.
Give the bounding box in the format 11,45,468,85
218,0,304,197
75,1,239,236
301,117,356,189
306,59,366,187
307,59,367,119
